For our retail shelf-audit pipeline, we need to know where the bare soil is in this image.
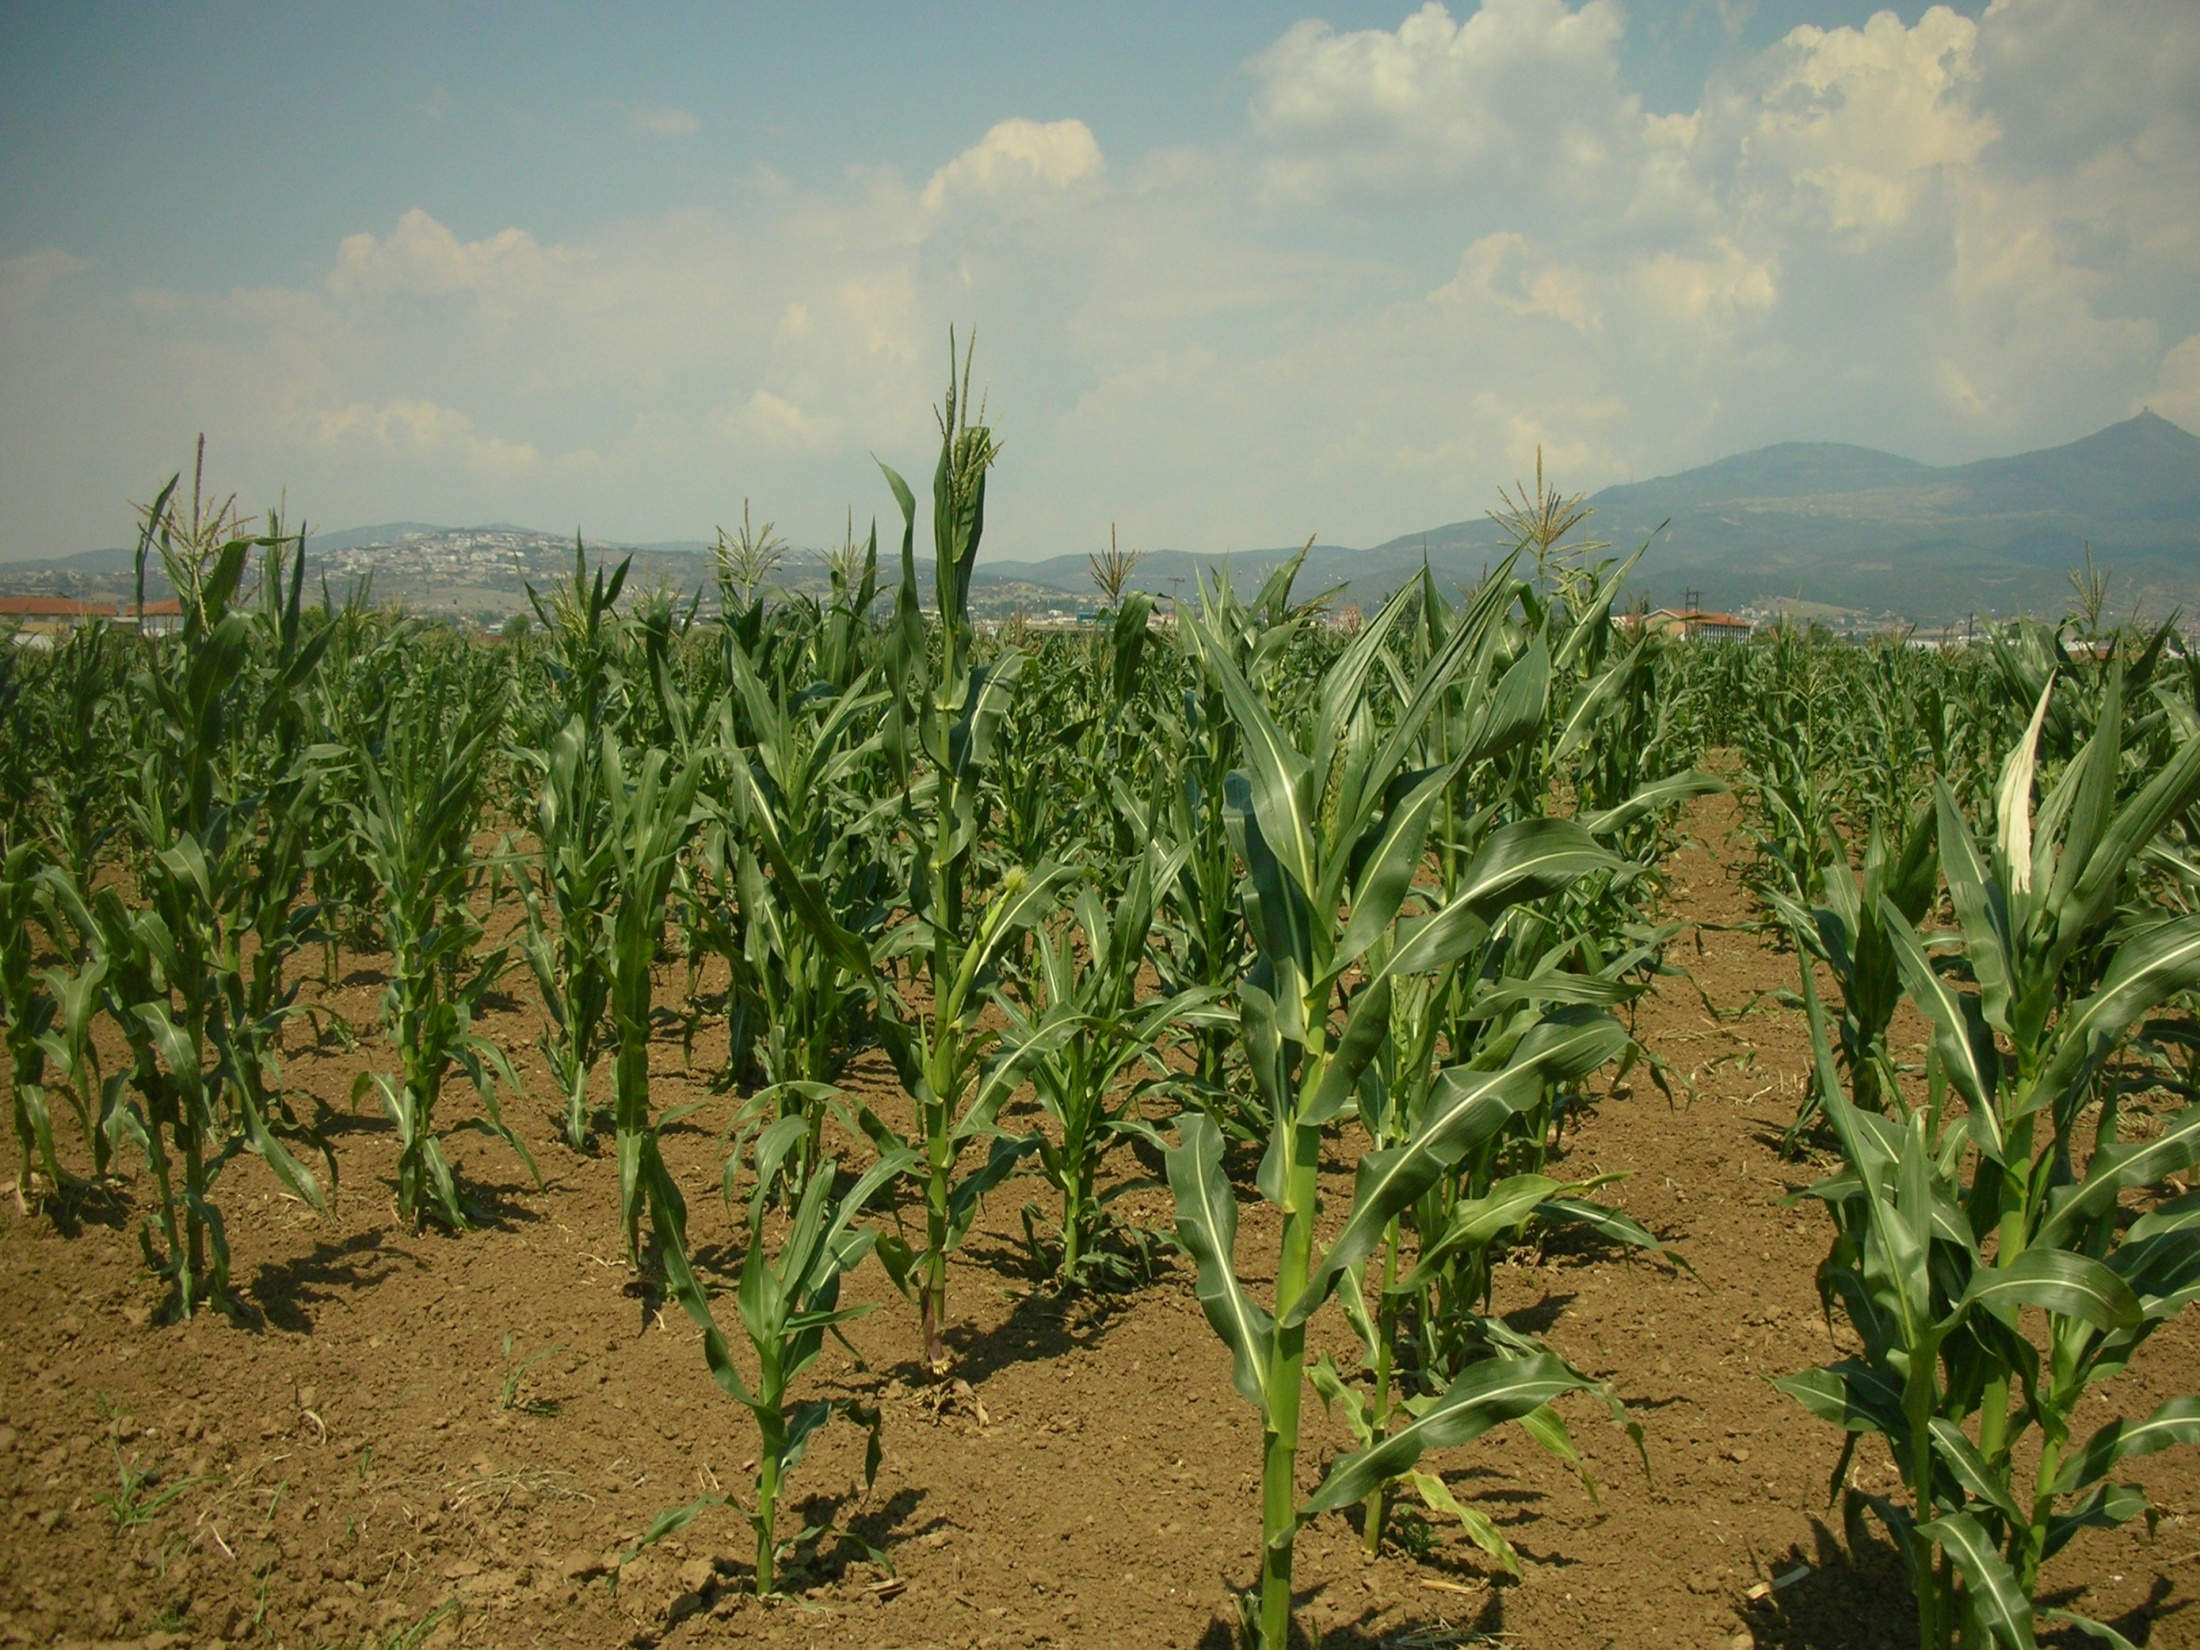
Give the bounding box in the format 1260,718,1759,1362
5,794,2198,1650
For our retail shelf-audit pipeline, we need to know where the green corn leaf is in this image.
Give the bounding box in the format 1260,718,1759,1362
1579,769,1726,840
1511,1007,1634,1083
1308,1353,1375,1447
1771,1360,1907,1437
1843,1486,1915,1567
2033,918,2200,1130
1230,772,1315,980
1880,896,2001,1121
1309,586,1413,791
1550,637,1640,764
1517,1402,1600,1502
1452,817,1623,920
944,1133,1035,1249
1928,1417,2025,1524
1786,942,1847,1146
1955,1247,2143,1333
2036,1105,2200,1250
1302,1352,1586,1517
1200,641,1316,903
2128,1189,2200,1241
1918,1511,2035,1650
1356,553,1522,795
1285,1061,1545,1328
2054,1397,2200,1495
1464,968,1639,1018
2046,668,2125,919
2109,1228,2200,1320
1300,976,1393,1127
618,1493,734,1571
1390,1175,1561,1295
1459,636,1550,766
2066,711,2200,938
2043,1482,2151,1563
1381,896,1492,980
1408,1471,1522,1576
1164,1113,1273,1412
954,862,1071,1008
1935,782,2015,1033
1331,767,1456,977
642,1147,757,1412
1534,1197,1691,1275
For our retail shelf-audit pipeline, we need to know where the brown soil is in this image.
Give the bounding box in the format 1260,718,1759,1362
5,794,2198,1650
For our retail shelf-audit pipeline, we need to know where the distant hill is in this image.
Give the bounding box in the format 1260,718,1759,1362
8,413,2190,626
1577,410,2200,622
986,414,2200,625
304,522,452,553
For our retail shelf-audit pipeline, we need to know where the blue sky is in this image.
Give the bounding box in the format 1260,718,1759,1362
2,0,2193,560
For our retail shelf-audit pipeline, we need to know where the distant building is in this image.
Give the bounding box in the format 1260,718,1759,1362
116,598,183,636
0,595,108,641
1631,606,1753,642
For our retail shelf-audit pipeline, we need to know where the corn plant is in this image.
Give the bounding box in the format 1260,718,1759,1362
997,840,1229,1285
838,340,1067,1370
213,509,339,1164
1778,668,2200,1649
1,847,116,1208
599,731,706,1266
704,625,891,1198
1770,805,1938,1143
100,481,329,1316
347,658,534,1231
1144,555,1322,1125
26,618,131,891
1,842,63,1208
635,1146,910,1596
520,547,630,1151
1342,943,1678,1557
33,871,114,1187
1165,571,1642,1650
1314,559,1686,1560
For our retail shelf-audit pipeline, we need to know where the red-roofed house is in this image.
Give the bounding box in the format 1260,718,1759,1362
1641,606,1753,642
0,595,110,643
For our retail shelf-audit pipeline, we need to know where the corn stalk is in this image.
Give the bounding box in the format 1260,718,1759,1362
1166,567,1641,1650
1778,667,2200,1649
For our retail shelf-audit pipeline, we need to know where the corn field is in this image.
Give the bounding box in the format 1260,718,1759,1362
5,373,2200,1650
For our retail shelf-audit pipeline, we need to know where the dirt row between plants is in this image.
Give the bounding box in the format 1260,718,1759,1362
3,793,2197,1650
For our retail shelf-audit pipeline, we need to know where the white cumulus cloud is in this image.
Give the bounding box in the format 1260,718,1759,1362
922,118,1106,211
2,2,2197,563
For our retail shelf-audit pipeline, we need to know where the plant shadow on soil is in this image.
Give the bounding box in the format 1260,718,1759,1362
27,1177,131,1238
243,1228,403,1333
929,1269,1147,1388
1724,1523,2184,1650
1190,1585,1516,1650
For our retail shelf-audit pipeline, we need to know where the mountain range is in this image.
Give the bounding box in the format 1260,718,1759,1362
5,412,2194,627
1044,410,2200,626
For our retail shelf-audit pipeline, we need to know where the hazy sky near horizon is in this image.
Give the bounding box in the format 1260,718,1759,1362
3,0,2196,561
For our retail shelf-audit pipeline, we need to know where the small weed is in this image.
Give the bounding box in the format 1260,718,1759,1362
91,1437,204,1530
381,1599,461,1650
1385,1504,1441,1562
498,1331,566,1415
151,1530,189,1579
